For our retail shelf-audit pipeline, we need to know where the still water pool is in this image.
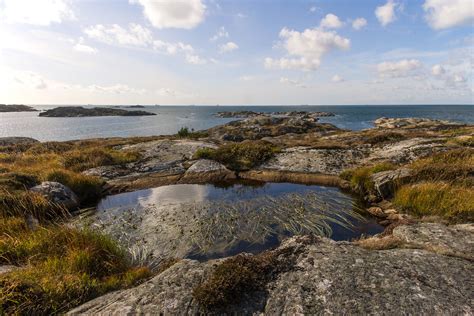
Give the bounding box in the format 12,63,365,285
94,182,383,260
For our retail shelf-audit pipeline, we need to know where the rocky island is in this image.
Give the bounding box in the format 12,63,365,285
214,110,335,118
38,106,156,117
0,104,37,112
0,113,472,314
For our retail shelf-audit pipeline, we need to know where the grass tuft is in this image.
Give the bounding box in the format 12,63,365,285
340,162,397,195
63,148,140,172
394,181,473,222
194,140,280,171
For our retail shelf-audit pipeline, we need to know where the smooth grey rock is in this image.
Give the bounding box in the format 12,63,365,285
374,117,463,129
371,168,412,199
30,181,79,210
68,224,473,315
0,265,18,274
393,223,474,260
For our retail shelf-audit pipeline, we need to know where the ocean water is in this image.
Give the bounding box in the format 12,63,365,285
0,104,472,141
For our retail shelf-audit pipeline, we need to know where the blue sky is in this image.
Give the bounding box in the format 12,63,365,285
0,0,472,105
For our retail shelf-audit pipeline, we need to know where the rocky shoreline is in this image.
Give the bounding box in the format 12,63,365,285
0,114,472,314
0,104,37,112
39,106,156,117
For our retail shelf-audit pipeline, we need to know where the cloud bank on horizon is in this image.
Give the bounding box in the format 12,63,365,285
0,0,472,105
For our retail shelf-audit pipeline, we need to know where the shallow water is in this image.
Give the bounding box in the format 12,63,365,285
1,104,472,141
95,182,383,260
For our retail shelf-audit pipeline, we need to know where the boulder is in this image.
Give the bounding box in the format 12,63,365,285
180,159,236,183
371,168,412,199
68,224,473,315
30,181,79,210
0,265,18,275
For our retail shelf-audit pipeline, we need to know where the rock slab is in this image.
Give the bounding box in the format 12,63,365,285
30,181,79,210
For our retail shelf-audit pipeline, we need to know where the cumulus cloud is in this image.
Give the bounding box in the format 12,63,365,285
279,77,307,88
90,84,145,95
153,40,193,55
423,0,474,30
239,75,254,81
84,24,153,47
130,0,205,29
352,18,367,30
331,74,344,82
73,37,97,54
210,26,229,41
377,59,422,77
264,27,350,71
219,41,239,53
0,0,75,25
309,6,318,13
375,0,398,26
431,64,445,76
320,13,344,29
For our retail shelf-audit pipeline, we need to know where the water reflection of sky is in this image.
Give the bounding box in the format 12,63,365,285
97,183,340,212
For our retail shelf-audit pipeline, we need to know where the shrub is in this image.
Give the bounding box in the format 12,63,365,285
365,132,406,145
394,182,474,222
0,218,151,314
177,127,190,138
194,141,280,171
0,172,40,191
46,170,104,205
177,127,208,139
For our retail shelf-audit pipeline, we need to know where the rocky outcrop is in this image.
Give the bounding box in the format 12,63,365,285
30,181,79,210
374,117,463,130
84,140,218,191
214,111,335,118
371,168,412,199
0,104,37,112
69,223,473,315
207,115,340,141
179,159,236,183
39,106,156,117
0,137,39,146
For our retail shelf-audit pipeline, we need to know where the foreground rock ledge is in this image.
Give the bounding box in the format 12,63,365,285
68,223,473,315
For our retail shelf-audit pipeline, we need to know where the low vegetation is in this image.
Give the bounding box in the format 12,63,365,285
194,140,280,171
394,182,473,222
193,252,277,311
365,131,406,145
177,127,209,139
0,217,151,314
340,162,397,195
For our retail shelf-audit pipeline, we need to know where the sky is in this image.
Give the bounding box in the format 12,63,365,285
0,0,473,105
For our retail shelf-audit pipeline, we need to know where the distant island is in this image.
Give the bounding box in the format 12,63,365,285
127,105,146,108
0,104,37,112
214,110,335,118
39,106,156,117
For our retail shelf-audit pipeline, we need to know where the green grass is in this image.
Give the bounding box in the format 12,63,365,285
63,148,140,172
177,127,209,139
340,162,397,195
394,182,474,222
194,140,280,171
0,217,151,314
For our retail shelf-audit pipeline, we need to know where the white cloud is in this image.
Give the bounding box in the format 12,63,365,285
185,54,207,65
129,0,205,29
320,13,344,29
210,26,229,41
431,64,445,76
264,27,350,71
73,37,97,54
153,40,193,55
89,84,145,95
309,6,318,13
280,77,307,88
14,71,48,89
219,41,239,53
352,18,367,30
423,0,474,29
452,73,467,83
375,0,398,26
0,0,74,25
331,74,344,82
84,24,153,47
377,59,422,77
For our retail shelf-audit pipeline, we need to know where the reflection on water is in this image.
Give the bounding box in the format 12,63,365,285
94,182,383,261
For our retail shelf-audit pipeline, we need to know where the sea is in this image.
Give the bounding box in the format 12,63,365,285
1,104,473,142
